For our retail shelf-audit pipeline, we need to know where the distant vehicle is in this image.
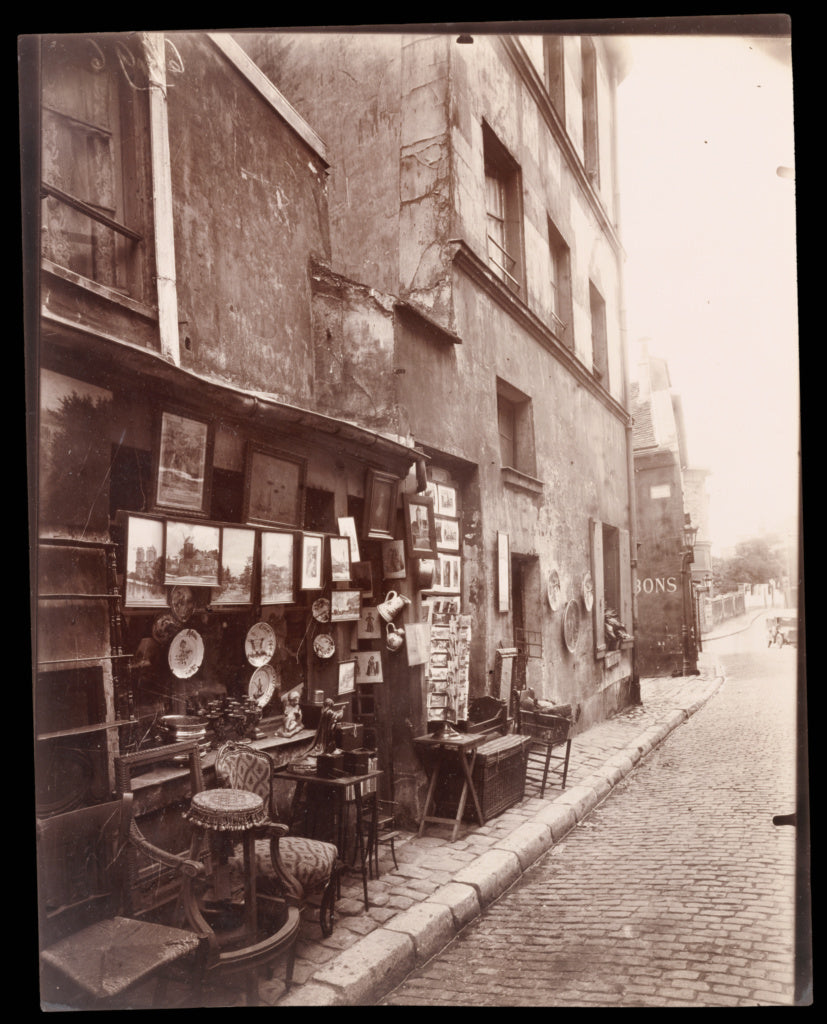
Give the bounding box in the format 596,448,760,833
766,615,797,648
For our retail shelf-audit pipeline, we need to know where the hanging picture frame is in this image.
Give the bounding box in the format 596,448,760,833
357,606,382,639
435,483,457,516
153,409,212,516
300,532,325,591
214,525,256,606
381,539,407,580
330,589,362,622
494,646,519,703
329,536,352,583
497,531,510,612
337,659,357,695
164,520,220,588
337,516,361,563
124,514,167,608
243,443,306,528
403,493,438,559
351,560,374,597
259,530,295,605
363,468,397,540
354,650,383,683
435,515,460,552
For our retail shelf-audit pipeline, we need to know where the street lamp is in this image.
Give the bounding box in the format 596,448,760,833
680,520,699,676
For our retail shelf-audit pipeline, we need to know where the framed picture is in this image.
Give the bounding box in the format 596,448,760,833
214,526,256,606
403,493,438,559
435,483,457,517
494,647,519,703
338,659,357,695
337,516,361,563
329,536,351,582
300,532,325,591
435,515,460,552
154,410,212,515
497,531,510,612
244,444,306,528
435,553,461,594
330,589,361,622
357,606,382,639
124,515,167,607
382,539,407,580
351,560,374,597
164,520,220,587
259,530,295,605
363,468,397,540
354,650,383,683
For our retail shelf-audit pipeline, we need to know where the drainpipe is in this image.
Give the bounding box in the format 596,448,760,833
140,32,180,364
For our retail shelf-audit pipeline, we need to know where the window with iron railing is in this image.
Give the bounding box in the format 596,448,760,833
483,121,523,296
547,216,572,345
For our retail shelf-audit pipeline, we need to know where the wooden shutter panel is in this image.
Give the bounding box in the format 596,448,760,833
619,526,633,642
590,518,606,657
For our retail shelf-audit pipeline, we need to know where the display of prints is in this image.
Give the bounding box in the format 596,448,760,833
338,659,356,695
300,533,325,590
259,530,294,605
214,526,256,606
435,515,460,551
435,483,457,516
403,493,437,558
330,589,361,622
155,411,211,514
357,606,382,639
124,515,167,607
354,650,383,683
337,517,361,563
329,536,351,582
424,604,471,724
164,520,220,587
431,553,461,593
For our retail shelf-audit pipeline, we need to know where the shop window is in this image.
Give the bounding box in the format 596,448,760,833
210,467,245,523
305,487,336,533
547,217,572,343
497,379,536,479
543,36,565,119
581,37,600,188
589,280,609,384
40,34,146,298
483,121,524,295
590,518,632,658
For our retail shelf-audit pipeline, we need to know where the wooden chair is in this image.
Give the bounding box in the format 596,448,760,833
360,799,400,878
518,708,573,798
214,741,343,937
37,793,208,1010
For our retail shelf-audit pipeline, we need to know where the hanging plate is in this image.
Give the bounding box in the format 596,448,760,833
312,633,336,660
582,572,594,612
563,600,581,653
547,568,563,611
248,664,279,708
312,597,331,623
169,585,195,623
168,628,205,679
245,621,277,667
152,611,181,646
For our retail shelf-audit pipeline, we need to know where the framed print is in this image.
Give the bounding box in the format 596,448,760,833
244,444,306,528
435,515,460,552
329,536,351,583
330,589,361,622
154,410,212,515
338,659,357,695
382,539,407,580
337,516,361,563
124,515,167,607
351,560,374,597
357,606,382,639
403,493,438,559
164,520,220,587
497,531,510,612
363,468,397,540
300,532,325,590
260,530,295,605
354,650,383,683
436,553,461,594
214,526,256,606
435,483,457,517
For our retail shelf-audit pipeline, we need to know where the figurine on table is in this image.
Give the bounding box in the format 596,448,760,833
278,690,304,738
312,698,344,754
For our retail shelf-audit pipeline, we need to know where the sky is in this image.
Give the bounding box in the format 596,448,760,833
614,32,799,553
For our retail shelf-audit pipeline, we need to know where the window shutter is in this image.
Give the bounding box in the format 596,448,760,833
590,517,606,657
619,527,632,642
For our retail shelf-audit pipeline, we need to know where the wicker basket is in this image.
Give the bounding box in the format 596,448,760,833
433,734,531,821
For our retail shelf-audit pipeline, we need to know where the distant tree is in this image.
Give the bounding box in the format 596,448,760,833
712,534,787,593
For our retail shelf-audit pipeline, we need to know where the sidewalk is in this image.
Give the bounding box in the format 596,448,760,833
235,663,724,1007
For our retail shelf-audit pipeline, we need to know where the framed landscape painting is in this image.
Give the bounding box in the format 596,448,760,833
213,526,255,606
154,410,212,516
124,515,167,608
260,530,295,605
244,444,306,528
164,520,220,587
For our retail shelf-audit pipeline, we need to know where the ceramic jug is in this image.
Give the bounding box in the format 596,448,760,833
385,623,405,652
377,590,411,623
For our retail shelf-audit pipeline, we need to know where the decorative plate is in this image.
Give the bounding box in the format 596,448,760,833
168,628,205,679
563,600,581,653
169,585,195,623
152,611,181,646
248,664,279,708
245,621,277,667
547,569,563,611
312,633,336,659
582,572,594,612
312,598,331,623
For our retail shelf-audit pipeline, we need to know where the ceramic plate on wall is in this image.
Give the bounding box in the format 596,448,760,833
248,664,278,707
168,629,205,679
312,598,331,623
563,600,581,653
313,633,336,660
547,569,563,611
169,585,195,623
245,621,277,666
582,572,594,611
152,611,180,646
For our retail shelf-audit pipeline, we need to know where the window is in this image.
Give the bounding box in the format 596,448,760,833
581,37,599,188
497,380,536,478
589,280,608,384
590,518,632,658
483,122,524,295
543,36,565,118
40,34,145,297
547,217,572,343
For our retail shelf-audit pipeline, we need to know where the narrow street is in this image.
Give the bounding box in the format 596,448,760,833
380,609,802,1007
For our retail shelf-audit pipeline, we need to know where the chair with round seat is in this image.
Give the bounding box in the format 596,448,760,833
214,741,342,937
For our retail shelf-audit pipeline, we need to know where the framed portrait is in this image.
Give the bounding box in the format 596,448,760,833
337,516,361,563
124,515,167,607
329,536,351,583
259,530,295,605
381,539,407,580
164,520,220,587
357,606,382,639
403,493,437,559
435,515,460,552
338,659,357,695
363,468,397,540
435,483,457,517
330,589,361,622
435,553,461,594
497,531,510,612
300,532,325,591
214,526,256,606
244,444,306,528
354,650,383,683
154,410,212,515
351,560,374,597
